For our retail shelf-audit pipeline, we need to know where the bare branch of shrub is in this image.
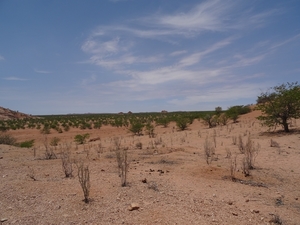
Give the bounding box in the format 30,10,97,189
203,137,215,165
76,161,91,203
44,135,57,160
114,137,129,187
232,136,237,145
60,144,73,178
241,136,260,176
238,134,245,153
229,154,237,181
27,166,37,181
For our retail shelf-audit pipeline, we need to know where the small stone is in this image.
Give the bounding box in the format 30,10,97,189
1,218,8,222
213,194,216,197
142,178,147,183
228,201,233,205
250,209,259,213
245,199,249,202
232,212,238,216
128,203,139,211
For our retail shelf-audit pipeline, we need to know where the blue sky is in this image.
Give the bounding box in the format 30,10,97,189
1,0,299,115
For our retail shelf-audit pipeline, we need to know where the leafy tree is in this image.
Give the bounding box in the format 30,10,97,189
256,82,300,132
176,117,190,131
129,121,144,136
156,116,170,128
215,106,222,116
226,105,251,123
202,113,217,128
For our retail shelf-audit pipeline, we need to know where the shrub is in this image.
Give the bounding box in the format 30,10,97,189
60,146,73,178
226,105,251,123
0,134,17,145
50,137,60,147
176,117,190,131
129,121,144,136
156,117,170,128
203,137,215,165
145,122,155,138
241,136,260,176
114,137,129,187
229,154,237,181
76,161,91,203
202,113,217,128
19,140,34,148
74,133,90,144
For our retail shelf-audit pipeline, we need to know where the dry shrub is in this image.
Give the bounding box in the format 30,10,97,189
135,142,143,149
44,136,57,160
96,142,104,158
269,214,283,225
0,134,17,145
225,147,232,158
238,134,245,153
203,137,215,165
76,161,91,203
229,154,237,181
232,136,237,145
241,136,260,176
114,137,129,187
60,144,73,178
27,166,37,181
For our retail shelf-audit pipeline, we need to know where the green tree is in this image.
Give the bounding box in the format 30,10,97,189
129,121,144,136
256,82,300,132
176,117,190,131
202,113,217,128
226,105,251,123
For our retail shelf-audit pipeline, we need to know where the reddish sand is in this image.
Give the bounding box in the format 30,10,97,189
1,111,300,224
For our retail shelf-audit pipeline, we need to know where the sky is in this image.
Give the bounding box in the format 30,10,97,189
0,0,300,115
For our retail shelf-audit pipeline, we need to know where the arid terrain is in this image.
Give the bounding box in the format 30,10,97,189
1,110,300,225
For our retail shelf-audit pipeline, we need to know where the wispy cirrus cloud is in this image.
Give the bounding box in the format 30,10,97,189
34,69,52,74
3,76,28,81
79,0,286,109
270,33,300,50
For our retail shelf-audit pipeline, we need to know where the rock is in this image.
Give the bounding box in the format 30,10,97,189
142,178,147,183
250,209,260,213
128,203,139,211
232,212,238,216
1,218,8,222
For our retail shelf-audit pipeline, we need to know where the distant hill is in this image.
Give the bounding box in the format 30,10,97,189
0,106,32,120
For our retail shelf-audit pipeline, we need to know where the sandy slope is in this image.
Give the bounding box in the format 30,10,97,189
1,111,300,224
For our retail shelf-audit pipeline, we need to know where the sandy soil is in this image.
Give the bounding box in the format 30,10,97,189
1,111,300,225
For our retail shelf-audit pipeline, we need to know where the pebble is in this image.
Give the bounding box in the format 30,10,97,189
128,203,139,211
1,218,8,222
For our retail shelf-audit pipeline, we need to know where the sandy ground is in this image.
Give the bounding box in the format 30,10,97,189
1,111,300,225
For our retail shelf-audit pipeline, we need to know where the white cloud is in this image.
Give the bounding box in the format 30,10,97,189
34,69,52,74
3,76,28,81
156,0,233,32
270,33,300,50
170,50,187,56
0,55,4,60
81,37,120,54
178,37,234,67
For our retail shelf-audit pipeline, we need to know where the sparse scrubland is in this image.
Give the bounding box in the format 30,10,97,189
1,83,300,224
